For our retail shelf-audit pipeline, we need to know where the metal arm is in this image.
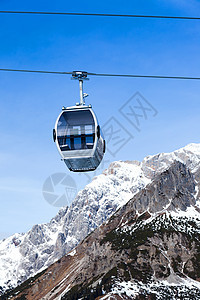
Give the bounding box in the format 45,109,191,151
72,71,89,106
79,79,84,105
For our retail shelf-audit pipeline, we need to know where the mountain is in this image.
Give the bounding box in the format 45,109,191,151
0,143,200,296
5,160,200,299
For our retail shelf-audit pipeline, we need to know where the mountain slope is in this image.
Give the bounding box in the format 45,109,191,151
6,161,200,299
1,143,200,295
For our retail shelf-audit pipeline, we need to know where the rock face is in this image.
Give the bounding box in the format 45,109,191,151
0,143,200,295
5,161,200,299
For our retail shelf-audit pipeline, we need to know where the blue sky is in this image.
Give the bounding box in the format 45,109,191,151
0,0,200,239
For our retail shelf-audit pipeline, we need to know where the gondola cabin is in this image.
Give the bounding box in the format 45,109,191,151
54,105,105,172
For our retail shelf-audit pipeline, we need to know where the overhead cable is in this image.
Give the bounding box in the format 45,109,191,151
0,68,200,80
0,10,200,20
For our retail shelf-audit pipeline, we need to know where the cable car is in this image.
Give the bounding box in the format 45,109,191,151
53,71,106,172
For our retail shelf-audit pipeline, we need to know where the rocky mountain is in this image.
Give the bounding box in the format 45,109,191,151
0,143,200,296
5,160,200,299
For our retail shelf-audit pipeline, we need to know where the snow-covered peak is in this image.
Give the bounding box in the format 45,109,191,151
179,142,200,155
141,143,200,179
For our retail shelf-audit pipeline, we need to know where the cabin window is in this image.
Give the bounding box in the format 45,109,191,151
57,110,95,151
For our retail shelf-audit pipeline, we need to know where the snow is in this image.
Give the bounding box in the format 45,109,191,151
182,143,200,155
0,233,25,287
102,278,200,299
143,142,200,177
171,205,200,220
0,216,64,292
68,249,76,256
194,184,199,199
196,199,200,209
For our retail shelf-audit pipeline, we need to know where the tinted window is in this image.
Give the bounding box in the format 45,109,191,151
57,109,95,151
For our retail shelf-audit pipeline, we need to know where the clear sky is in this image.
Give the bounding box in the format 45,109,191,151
0,0,200,239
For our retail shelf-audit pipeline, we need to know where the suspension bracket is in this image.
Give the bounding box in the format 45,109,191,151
72,71,89,80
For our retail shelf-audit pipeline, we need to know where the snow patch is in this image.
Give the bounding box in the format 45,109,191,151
68,249,76,257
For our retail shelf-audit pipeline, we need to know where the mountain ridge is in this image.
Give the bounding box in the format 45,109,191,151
1,143,200,295
6,160,200,299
